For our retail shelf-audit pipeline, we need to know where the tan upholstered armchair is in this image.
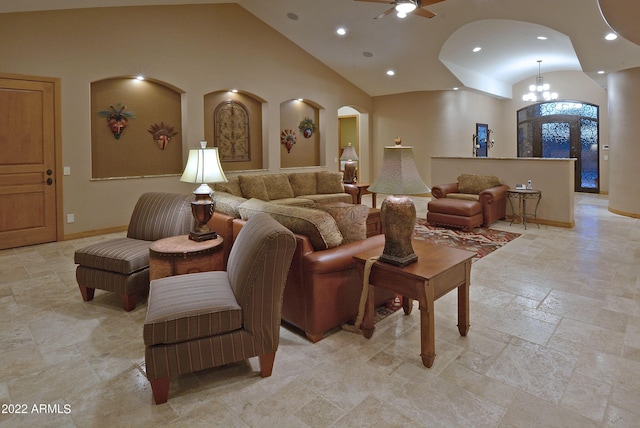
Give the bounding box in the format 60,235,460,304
143,213,296,404
74,192,192,311
431,174,509,226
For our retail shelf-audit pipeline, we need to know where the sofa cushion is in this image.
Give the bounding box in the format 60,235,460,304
238,198,343,250
316,171,344,194
288,172,317,197
315,203,369,244
238,175,270,200
212,176,242,197
213,191,246,218
143,271,242,346
457,174,502,195
270,197,316,208
263,173,295,200
300,193,353,205
74,237,151,274
446,193,480,202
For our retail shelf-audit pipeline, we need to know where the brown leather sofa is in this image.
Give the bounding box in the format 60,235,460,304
430,174,509,226
209,210,396,343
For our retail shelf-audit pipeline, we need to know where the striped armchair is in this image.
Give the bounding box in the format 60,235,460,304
74,192,192,311
143,213,296,404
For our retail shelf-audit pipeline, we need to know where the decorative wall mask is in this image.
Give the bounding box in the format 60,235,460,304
147,122,179,150
298,117,317,138
280,129,296,153
98,103,135,139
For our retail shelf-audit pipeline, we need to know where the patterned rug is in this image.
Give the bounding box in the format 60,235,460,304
413,218,521,262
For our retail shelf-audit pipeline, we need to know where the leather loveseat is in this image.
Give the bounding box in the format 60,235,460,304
430,174,509,226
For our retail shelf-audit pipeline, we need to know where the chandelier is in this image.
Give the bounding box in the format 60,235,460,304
522,60,558,102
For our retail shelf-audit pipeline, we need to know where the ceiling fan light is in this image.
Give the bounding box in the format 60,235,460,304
395,2,417,14
396,11,407,18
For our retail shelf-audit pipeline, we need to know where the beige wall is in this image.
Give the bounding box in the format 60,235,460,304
608,67,640,217
0,4,372,235
431,157,575,227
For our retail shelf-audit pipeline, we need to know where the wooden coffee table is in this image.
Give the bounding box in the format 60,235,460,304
354,240,474,368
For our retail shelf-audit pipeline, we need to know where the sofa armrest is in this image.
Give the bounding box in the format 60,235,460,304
431,182,459,199
342,183,359,204
303,234,385,274
479,184,508,204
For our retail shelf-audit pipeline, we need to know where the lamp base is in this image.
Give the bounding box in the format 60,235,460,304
343,161,357,184
189,189,216,242
379,195,418,267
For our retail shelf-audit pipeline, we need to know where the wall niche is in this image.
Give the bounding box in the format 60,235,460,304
90,77,183,179
280,99,320,168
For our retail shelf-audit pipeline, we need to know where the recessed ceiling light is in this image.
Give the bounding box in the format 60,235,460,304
597,70,605,74
453,87,459,91
472,46,482,53
297,98,304,102
386,70,395,76
605,32,618,41
362,51,374,58
537,36,548,40
231,89,238,93
336,27,346,36
135,75,144,81
286,12,299,21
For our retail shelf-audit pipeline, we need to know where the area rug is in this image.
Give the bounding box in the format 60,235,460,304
413,218,521,262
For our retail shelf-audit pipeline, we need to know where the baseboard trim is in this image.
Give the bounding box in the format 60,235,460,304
608,206,640,219
65,225,127,241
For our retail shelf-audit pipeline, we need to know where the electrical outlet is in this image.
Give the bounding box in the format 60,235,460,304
66,214,75,223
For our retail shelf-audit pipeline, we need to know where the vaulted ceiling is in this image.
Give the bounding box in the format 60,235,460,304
2,0,639,98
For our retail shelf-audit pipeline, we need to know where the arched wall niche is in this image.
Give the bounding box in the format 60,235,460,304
90,76,184,179
280,99,322,168
204,90,265,172
339,105,371,182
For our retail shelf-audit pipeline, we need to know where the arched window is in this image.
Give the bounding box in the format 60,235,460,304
517,101,599,193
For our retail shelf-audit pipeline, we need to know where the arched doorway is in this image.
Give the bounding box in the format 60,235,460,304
517,101,599,193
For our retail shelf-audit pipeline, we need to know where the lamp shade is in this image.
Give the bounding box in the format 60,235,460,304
368,146,430,195
180,145,228,187
340,143,359,161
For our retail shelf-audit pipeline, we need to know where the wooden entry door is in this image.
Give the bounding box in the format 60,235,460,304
0,74,62,249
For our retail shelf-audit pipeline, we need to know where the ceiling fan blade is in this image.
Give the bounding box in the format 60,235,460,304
353,0,395,3
413,7,437,18
374,7,397,19
417,0,446,6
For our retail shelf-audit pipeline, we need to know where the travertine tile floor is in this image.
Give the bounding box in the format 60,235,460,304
0,193,639,427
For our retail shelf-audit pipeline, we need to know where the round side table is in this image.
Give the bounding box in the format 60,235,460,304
149,235,224,280
507,189,541,229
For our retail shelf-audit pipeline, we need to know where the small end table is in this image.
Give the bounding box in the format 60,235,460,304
507,189,541,229
354,183,377,208
354,240,474,368
149,235,224,280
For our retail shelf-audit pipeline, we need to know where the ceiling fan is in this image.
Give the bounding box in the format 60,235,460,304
354,0,445,19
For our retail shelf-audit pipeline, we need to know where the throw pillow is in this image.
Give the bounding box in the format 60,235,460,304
212,176,242,197
238,198,343,250
263,174,295,200
238,175,270,200
315,203,368,244
316,171,345,194
288,172,317,197
457,174,502,195
212,191,246,218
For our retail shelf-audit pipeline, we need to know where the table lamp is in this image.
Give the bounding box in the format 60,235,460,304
180,141,228,241
340,143,359,183
368,143,430,266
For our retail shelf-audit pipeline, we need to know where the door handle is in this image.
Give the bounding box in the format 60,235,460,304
46,178,53,185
